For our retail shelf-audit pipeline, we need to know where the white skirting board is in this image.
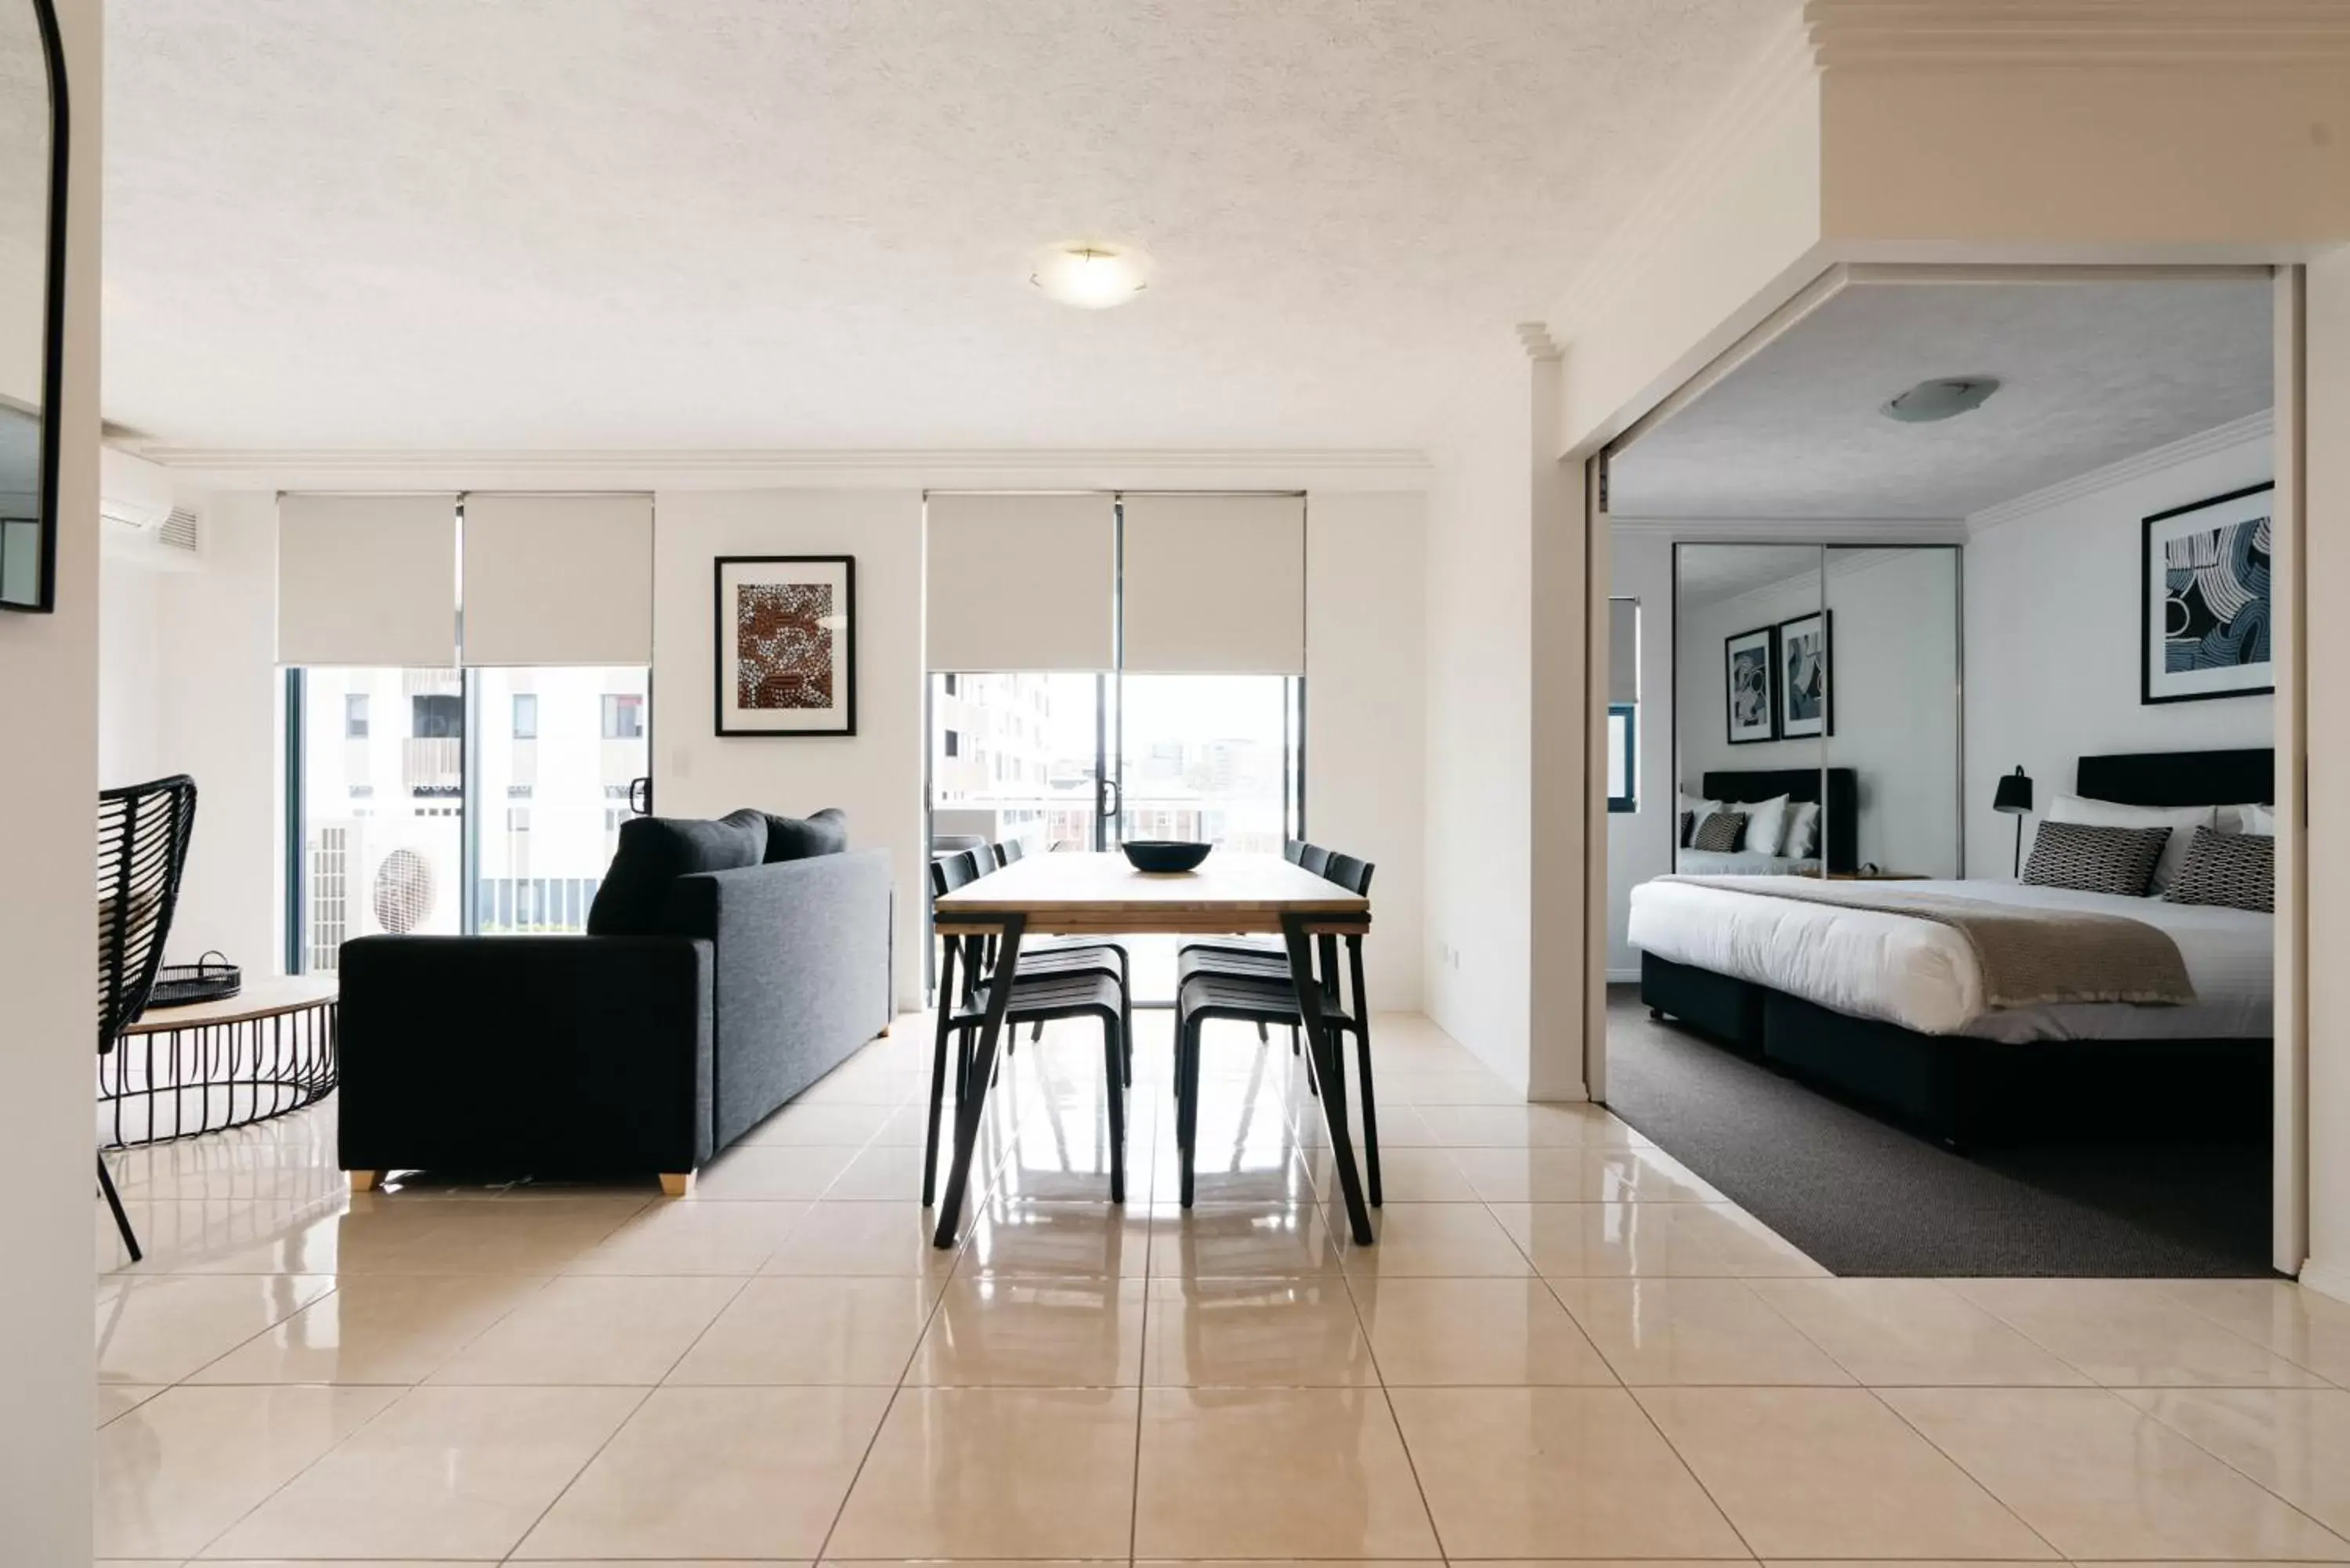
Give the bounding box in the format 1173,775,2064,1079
2299,1259,2350,1308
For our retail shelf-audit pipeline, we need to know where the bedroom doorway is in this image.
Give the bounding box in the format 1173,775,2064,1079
1590,265,2293,1278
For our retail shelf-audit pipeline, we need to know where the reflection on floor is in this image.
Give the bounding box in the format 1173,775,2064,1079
96,1009,2350,1565
1606,985,2272,1277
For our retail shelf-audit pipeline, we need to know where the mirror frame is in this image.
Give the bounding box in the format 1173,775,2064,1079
2,0,69,615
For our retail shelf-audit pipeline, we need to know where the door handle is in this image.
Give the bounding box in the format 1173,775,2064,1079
627,776,652,816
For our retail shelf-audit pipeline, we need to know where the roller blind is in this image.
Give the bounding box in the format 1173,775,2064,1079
925,493,1115,670
461,493,653,666
277,493,459,667
1609,598,1640,704
1119,493,1304,674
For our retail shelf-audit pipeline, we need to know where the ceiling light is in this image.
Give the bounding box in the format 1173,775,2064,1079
1880,377,2001,423
1031,243,1150,309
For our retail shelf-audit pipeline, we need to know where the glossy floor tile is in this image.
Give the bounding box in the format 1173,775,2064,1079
89,1012,2350,1565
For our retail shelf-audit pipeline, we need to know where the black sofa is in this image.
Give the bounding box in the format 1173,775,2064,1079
338,808,892,1194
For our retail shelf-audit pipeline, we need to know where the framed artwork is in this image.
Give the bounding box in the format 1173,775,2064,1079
2142,482,2273,706
1724,623,1777,745
1776,609,1832,739
714,555,856,735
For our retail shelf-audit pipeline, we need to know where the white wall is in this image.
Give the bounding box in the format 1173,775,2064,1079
1675,547,1963,878
159,492,284,966
0,0,98,1550
99,551,164,786
1307,491,1427,1009
1605,532,1673,977
1423,359,1536,1089
2308,246,2350,1301
650,489,928,1010
1965,421,2274,875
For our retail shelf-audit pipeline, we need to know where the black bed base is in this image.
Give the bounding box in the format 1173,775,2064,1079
1640,952,2269,1147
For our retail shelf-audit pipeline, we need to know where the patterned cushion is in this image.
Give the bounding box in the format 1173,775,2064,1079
1679,810,1695,847
2164,826,2274,912
1690,811,1748,854
2021,821,2171,898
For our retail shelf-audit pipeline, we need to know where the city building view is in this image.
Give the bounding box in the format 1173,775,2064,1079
295,666,651,969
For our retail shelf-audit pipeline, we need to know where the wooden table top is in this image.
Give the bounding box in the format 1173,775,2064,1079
933,850,1368,935
127,976,338,1033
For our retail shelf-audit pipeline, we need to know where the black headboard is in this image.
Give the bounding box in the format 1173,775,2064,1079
2076,747,2274,807
1701,767,1860,873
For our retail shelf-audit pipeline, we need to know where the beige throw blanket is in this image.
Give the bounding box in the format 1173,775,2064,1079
1661,876,2196,1010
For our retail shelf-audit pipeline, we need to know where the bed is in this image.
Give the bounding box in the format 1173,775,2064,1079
1631,747,2274,1144
1676,767,1857,877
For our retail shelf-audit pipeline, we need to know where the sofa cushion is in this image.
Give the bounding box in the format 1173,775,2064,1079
761,807,849,862
588,809,769,935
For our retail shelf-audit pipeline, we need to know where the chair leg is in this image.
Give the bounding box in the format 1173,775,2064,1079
1179,1017,1203,1208
98,1153,141,1263
922,952,960,1209
1102,1014,1126,1205
1257,1021,1270,1043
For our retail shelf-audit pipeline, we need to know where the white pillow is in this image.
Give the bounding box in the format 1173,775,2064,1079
1741,794,1793,857
2221,803,2276,836
1784,800,1820,860
2046,793,2216,894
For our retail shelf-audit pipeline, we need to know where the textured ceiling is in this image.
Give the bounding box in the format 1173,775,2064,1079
1607,277,2275,521
102,0,1793,452
1673,542,1820,607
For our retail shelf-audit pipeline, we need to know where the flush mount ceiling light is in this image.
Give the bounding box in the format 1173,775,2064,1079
1880,377,2001,423
1031,242,1151,309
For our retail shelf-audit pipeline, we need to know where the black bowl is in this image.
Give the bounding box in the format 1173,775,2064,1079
1122,840,1213,874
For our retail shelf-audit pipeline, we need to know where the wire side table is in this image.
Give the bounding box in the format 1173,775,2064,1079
100,978,339,1148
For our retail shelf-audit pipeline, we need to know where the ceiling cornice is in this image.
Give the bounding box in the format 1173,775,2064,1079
1965,409,2274,533
1804,0,2350,69
133,446,1437,493
1538,11,1821,343
1609,516,1966,544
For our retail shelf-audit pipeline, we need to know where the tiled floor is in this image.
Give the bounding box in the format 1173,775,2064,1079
95,1010,2350,1565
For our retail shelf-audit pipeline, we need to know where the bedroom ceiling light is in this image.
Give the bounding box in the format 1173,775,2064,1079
1031,243,1151,309
1880,377,2001,423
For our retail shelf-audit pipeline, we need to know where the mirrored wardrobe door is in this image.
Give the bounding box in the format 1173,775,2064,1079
1821,544,1963,881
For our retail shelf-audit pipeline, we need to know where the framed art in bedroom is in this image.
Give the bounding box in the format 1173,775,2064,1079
2142,481,2273,706
1725,623,1777,744
1776,609,1832,739
713,555,857,735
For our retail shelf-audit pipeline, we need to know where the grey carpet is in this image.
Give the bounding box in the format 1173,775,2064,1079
1602,988,2272,1278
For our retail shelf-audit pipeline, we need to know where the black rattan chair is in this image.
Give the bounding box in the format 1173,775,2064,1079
96,775,200,1263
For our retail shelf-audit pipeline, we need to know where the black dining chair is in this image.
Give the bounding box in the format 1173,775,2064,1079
1171,851,1380,1208
922,853,1131,1207
96,775,201,1263
1176,840,1340,1053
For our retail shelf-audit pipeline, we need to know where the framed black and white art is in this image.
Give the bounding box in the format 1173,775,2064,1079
714,555,857,736
1724,624,1777,745
1776,609,1832,739
2142,482,2273,706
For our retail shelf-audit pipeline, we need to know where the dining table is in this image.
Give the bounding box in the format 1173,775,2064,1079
928,849,1376,1248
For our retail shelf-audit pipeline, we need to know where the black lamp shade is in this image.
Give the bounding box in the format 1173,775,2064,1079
1993,768,2034,815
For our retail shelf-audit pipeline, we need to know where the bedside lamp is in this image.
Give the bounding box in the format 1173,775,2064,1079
1994,766,2034,877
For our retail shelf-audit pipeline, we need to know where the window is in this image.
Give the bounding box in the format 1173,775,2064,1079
1607,702,1638,813
291,667,651,966
945,730,960,757
411,693,464,739
943,673,960,695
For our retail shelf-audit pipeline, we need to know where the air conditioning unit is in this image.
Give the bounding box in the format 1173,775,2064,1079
100,447,201,571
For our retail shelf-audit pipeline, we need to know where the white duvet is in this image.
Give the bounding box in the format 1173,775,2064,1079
1627,876,2272,1042
1675,848,1822,877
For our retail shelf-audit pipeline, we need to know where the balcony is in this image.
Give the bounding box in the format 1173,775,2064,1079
402,736,461,795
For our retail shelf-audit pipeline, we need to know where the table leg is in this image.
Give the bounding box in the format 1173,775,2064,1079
1285,915,1374,1245
932,913,1024,1248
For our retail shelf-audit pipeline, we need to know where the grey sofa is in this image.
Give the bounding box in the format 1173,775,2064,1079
338,809,892,1193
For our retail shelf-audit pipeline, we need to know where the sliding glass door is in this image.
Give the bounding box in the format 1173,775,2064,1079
289,666,650,970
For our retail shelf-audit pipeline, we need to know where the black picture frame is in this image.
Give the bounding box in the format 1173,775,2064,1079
2140,481,2275,706
712,555,858,737
1724,623,1778,745
0,0,70,614
1775,609,1833,739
